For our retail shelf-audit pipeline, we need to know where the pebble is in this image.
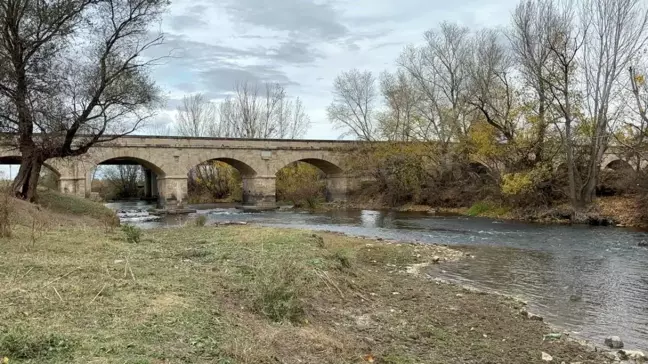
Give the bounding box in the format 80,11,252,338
542,352,553,362
604,336,624,349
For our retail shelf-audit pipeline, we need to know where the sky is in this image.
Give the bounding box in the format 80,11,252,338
144,0,520,140
1,0,519,180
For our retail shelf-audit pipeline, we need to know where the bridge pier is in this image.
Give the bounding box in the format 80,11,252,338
325,175,348,202
58,176,86,197
143,168,158,199
242,176,276,208
157,176,188,208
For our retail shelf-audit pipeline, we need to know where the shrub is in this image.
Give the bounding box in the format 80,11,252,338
467,201,492,216
195,214,207,227
0,331,76,360
251,261,308,323
121,224,141,244
276,162,326,208
188,161,242,203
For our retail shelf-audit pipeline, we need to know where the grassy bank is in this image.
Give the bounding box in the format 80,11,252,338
0,197,613,363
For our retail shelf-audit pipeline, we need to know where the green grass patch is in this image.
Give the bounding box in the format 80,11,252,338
467,201,511,218
36,189,116,221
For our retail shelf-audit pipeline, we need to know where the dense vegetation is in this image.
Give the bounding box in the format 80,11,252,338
328,0,648,218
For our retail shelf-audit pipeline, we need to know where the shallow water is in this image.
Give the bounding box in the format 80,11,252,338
110,202,648,350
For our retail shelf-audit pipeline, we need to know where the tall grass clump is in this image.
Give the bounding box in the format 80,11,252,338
0,187,12,238
121,224,141,244
251,260,310,323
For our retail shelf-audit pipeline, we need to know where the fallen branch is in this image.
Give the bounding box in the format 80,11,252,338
52,286,63,302
89,283,107,305
44,266,81,287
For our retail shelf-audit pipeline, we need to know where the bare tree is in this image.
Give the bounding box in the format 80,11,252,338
621,65,648,170
103,165,143,199
578,0,648,203
509,0,558,162
378,70,420,141
175,93,218,137
0,0,167,200
466,29,519,142
219,81,310,139
541,0,586,206
397,22,473,146
327,69,377,141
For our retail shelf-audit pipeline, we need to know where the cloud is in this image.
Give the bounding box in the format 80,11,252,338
219,0,349,40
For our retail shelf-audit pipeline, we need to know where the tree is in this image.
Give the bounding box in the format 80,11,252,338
219,81,310,139
175,93,218,137
327,69,377,141
509,0,557,162
466,29,519,143
541,0,586,207
378,70,420,141
103,165,143,199
0,0,167,201
397,22,473,145
578,0,648,204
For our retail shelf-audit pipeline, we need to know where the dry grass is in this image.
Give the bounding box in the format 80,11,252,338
0,221,612,363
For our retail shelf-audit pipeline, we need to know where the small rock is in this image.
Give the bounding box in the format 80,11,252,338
618,349,645,361
605,336,624,349
520,309,544,321
542,352,553,362
114,259,124,264
456,293,464,298
432,256,441,263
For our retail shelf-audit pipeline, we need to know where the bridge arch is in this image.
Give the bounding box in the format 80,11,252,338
274,157,347,203
603,159,633,171
88,154,168,202
0,155,62,191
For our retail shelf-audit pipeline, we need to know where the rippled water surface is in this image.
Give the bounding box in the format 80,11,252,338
110,202,648,350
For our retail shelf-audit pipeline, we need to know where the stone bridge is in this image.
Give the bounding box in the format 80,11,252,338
0,135,641,208
0,136,357,208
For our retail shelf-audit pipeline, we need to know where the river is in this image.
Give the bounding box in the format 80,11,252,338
109,201,648,350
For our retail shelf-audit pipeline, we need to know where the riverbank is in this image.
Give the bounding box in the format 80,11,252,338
315,195,647,229
1,197,616,363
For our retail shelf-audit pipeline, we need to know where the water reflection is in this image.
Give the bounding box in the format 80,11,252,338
109,202,648,350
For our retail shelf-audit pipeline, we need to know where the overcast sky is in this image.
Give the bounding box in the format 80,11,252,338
146,0,519,140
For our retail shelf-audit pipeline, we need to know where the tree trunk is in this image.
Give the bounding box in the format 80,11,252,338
11,152,43,202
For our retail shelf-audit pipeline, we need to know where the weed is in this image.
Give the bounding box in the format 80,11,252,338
0,188,12,238
332,249,354,269
195,215,207,227
0,331,76,360
251,260,308,323
467,201,492,216
121,224,142,244
311,234,325,248
179,248,212,260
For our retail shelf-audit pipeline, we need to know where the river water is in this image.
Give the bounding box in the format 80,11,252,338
110,202,648,350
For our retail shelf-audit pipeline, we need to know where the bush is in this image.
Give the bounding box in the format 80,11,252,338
276,162,326,208
467,201,492,216
188,161,242,203
121,224,141,244
251,261,309,323
195,214,207,227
